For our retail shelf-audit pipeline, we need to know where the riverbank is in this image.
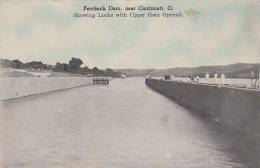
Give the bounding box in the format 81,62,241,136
0,68,87,78
0,77,93,101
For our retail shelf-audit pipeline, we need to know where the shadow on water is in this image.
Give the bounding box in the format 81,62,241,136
146,84,260,168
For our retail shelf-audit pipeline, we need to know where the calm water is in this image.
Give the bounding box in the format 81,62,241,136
0,78,259,168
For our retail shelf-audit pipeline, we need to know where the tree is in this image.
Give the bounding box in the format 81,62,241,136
92,67,99,72
80,66,91,75
0,59,12,68
67,58,83,73
105,68,122,77
106,68,113,73
25,61,47,70
12,59,25,69
54,62,68,72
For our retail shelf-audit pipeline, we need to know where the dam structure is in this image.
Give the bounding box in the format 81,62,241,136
1,77,260,167
145,78,260,138
0,77,93,101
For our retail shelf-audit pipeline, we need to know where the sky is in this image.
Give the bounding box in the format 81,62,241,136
0,0,260,69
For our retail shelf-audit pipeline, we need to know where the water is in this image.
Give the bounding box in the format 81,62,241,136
0,78,259,168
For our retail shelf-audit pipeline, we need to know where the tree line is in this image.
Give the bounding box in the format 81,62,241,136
0,58,123,77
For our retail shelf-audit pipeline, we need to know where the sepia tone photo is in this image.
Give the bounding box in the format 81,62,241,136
0,0,260,168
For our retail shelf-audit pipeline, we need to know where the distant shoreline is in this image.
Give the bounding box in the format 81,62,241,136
0,68,86,78
116,63,260,79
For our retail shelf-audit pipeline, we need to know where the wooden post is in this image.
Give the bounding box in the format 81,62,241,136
251,71,254,88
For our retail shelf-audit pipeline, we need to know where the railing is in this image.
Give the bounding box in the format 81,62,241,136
93,77,109,85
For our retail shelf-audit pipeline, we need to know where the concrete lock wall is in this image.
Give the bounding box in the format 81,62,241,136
0,77,93,101
146,78,260,138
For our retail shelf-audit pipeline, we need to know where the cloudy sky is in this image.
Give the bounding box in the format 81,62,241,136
0,0,260,69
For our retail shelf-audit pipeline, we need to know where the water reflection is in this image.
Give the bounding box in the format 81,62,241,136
1,78,259,168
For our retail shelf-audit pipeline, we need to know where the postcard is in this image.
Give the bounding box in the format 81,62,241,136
0,0,259,168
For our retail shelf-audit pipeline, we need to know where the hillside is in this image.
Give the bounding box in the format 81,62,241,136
116,63,260,78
